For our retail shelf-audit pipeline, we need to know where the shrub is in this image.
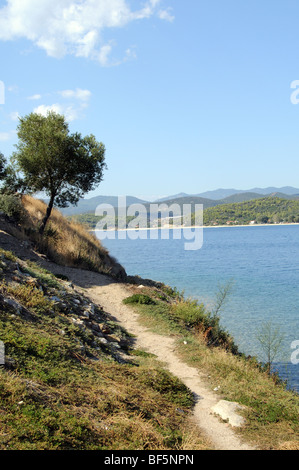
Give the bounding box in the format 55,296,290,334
0,194,24,221
170,299,207,328
123,294,157,306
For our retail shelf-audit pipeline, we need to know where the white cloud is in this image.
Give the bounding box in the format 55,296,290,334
0,0,174,64
34,103,63,116
158,8,174,22
59,88,91,101
98,42,114,67
28,94,42,100
33,87,92,122
33,103,79,122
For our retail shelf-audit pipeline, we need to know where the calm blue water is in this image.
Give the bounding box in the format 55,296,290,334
98,225,299,393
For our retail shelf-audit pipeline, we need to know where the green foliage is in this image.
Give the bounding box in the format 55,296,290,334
21,261,61,289
140,368,194,407
169,298,237,352
0,194,24,221
170,299,207,328
0,252,205,450
69,213,139,230
10,111,107,233
123,294,157,305
70,196,299,232
0,248,17,262
201,197,299,226
0,152,6,180
1,282,55,316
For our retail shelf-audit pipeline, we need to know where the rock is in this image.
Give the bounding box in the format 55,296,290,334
98,324,111,334
4,298,22,315
98,338,108,345
105,334,120,343
94,331,104,338
71,318,84,328
91,323,101,332
88,304,95,314
211,400,247,428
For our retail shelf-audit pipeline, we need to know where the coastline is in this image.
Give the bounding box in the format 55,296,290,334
90,222,299,232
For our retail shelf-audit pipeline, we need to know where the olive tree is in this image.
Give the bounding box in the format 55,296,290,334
0,152,6,181
11,112,106,234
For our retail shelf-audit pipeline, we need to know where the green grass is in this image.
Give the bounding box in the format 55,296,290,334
20,261,61,289
123,289,299,450
123,293,157,306
0,253,210,450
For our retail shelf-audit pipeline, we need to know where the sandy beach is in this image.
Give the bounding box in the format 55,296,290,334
91,222,299,232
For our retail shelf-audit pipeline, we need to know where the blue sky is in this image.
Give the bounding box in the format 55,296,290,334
0,0,299,199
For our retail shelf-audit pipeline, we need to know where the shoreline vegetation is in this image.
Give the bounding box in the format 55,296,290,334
90,222,299,232
0,194,298,450
69,196,299,230
1,112,298,448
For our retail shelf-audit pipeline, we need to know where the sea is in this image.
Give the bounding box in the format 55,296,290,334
98,225,299,393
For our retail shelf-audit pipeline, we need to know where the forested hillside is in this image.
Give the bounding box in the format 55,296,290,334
71,197,299,229
202,197,299,226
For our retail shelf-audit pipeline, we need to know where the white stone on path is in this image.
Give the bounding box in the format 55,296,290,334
211,400,246,428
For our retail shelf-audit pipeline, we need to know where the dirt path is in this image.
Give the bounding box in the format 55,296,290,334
43,263,255,451
0,229,254,450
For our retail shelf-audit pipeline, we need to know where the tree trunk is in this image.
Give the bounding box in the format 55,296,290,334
39,195,55,235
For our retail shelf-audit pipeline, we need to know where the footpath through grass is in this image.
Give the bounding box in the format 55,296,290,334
0,248,210,450
123,286,299,451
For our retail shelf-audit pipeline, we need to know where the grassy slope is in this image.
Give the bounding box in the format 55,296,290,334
1,195,298,450
0,247,209,450
2,195,126,280
122,288,299,450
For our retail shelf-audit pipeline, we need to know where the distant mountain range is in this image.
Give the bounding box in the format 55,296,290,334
60,195,148,216
158,186,299,201
59,187,299,216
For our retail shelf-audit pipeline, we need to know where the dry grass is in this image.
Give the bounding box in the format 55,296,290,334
16,195,125,279
126,292,299,450
0,249,210,450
